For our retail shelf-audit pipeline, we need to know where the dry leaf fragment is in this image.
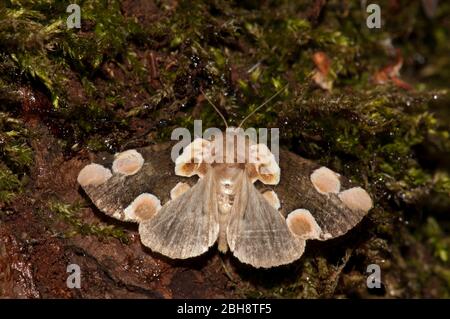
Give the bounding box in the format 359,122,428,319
373,50,412,90
312,52,333,91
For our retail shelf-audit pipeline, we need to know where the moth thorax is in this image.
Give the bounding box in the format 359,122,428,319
214,163,242,180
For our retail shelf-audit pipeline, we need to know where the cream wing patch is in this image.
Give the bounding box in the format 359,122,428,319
286,209,322,240
338,187,373,212
248,143,280,185
77,163,112,186
123,193,161,223
112,150,144,176
175,138,211,178
310,166,341,194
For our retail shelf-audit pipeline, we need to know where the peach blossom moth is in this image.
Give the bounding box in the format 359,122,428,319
77,92,373,268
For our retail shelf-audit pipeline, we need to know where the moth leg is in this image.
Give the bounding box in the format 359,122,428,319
219,254,237,283
122,193,162,223
262,190,281,210
170,182,191,200
286,209,323,240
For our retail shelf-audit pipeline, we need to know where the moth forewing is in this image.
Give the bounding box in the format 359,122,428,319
77,142,185,222
274,149,372,240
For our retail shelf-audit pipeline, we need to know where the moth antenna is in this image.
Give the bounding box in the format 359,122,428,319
238,84,288,129
200,89,228,129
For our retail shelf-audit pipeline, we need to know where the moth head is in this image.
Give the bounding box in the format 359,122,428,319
211,128,254,164
247,143,280,185
175,138,212,178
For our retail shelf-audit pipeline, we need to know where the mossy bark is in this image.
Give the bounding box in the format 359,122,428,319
0,0,449,298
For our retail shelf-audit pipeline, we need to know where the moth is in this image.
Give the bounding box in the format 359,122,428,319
77,93,373,269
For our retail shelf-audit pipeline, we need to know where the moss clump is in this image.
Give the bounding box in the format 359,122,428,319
419,217,450,267
0,0,144,153
0,112,32,205
275,88,450,208
0,165,23,204
48,201,129,244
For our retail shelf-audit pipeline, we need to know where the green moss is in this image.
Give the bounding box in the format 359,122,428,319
0,112,32,204
434,266,450,289
422,217,450,263
48,201,129,244
0,164,22,204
